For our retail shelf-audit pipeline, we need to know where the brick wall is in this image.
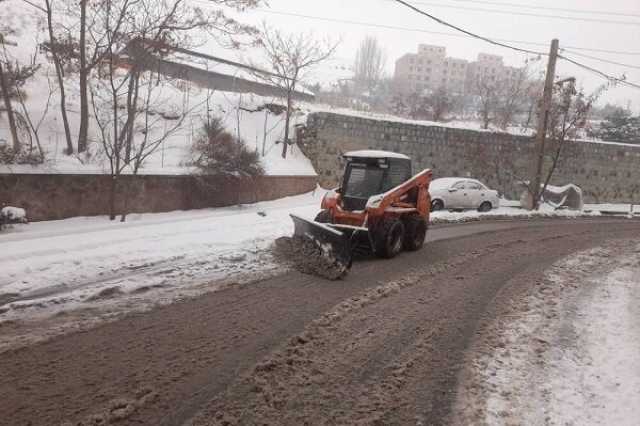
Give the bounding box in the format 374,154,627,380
299,112,640,203
0,174,317,221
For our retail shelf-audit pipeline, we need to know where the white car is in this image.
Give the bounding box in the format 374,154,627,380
429,178,500,212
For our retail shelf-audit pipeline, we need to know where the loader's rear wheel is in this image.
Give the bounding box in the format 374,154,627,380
315,210,332,223
374,219,405,259
403,216,428,251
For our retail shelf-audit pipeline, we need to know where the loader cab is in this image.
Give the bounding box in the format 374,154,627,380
340,150,412,211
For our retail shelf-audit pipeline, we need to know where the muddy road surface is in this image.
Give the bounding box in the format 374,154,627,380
1,219,639,426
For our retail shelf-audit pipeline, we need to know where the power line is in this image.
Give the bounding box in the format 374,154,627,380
558,54,640,90
254,9,640,57
389,1,640,26
416,0,640,19
561,50,640,71
391,0,640,90
390,0,547,56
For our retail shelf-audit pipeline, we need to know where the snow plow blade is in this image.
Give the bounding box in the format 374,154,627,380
290,214,353,279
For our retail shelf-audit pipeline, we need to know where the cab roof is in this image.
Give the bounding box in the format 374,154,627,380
343,150,410,160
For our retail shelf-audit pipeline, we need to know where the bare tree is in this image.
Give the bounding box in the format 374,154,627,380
428,86,453,122
255,24,338,158
475,74,500,130
0,60,19,151
0,37,40,155
27,0,262,155
494,66,537,130
88,0,254,221
4,42,51,161
353,36,386,94
39,0,76,155
536,81,603,205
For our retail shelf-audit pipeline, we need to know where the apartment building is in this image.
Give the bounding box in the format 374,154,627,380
394,44,519,95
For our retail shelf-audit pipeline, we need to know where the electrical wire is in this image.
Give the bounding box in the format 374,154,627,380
391,0,547,56
391,0,640,90
558,54,640,90
442,0,640,18
561,50,640,71
253,8,640,57
398,0,640,25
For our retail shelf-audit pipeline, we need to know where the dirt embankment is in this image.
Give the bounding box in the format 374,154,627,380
1,220,639,426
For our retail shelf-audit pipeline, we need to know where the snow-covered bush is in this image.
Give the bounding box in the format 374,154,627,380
190,117,264,177
0,206,28,230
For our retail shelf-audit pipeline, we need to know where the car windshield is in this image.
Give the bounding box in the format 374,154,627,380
344,164,385,198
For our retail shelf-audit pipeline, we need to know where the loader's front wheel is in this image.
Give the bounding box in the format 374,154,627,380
403,216,428,251
315,210,332,223
374,219,405,259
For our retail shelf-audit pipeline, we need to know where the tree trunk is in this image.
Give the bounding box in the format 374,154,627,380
109,175,117,220
282,90,292,159
123,70,140,164
120,179,130,222
78,0,88,153
0,62,20,152
46,0,74,155
262,110,268,157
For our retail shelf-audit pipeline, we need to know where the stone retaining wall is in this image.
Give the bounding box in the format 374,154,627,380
0,174,317,221
299,112,640,203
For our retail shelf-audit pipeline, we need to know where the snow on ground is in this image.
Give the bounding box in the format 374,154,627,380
0,189,326,348
453,239,640,425
430,203,601,223
0,198,612,323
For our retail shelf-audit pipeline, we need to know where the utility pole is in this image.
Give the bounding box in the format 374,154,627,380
528,38,559,210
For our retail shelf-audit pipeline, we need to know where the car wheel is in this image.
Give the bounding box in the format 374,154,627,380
431,199,444,211
314,210,332,223
478,201,492,212
403,215,428,251
374,219,405,259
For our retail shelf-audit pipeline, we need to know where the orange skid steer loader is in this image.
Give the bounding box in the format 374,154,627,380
290,150,432,278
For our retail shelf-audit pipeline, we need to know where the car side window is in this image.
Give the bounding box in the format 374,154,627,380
452,181,467,190
467,182,483,190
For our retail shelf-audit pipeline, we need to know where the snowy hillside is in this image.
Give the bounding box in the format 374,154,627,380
0,0,316,176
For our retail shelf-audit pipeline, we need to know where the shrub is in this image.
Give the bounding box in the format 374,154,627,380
190,117,264,177
0,145,44,165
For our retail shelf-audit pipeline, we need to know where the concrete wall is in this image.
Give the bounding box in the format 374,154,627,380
299,112,640,203
0,174,317,222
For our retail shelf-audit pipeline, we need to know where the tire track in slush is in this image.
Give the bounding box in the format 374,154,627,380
1,220,639,426
188,224,640,426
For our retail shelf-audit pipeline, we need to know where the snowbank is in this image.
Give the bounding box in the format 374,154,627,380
430,204,600,224
453,240,640,425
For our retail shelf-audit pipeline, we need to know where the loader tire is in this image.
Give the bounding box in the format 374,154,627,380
315,210,332,223
403,216,427,251
374,219,405,259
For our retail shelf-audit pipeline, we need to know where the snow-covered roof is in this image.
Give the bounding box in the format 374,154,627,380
430,177,466,190
343,150,410,160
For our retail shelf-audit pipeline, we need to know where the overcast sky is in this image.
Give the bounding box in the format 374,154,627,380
214,0,640,110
